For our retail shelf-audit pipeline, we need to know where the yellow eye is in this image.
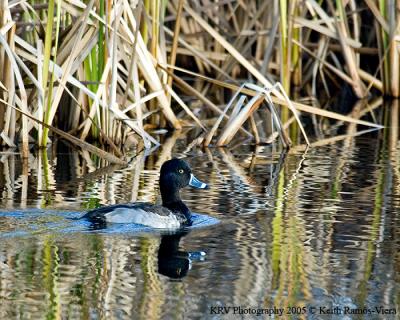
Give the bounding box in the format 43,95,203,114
178,169,184,174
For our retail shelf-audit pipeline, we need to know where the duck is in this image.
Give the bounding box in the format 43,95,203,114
81,158,208,229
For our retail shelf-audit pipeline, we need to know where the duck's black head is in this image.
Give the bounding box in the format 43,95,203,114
159,158,208,207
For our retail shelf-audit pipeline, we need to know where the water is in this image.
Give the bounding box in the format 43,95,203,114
0,132,399,319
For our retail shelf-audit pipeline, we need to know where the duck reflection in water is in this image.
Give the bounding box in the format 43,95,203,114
158,230,205,279
86,222,205,279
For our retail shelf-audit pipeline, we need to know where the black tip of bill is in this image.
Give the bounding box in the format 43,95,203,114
189,174,209,189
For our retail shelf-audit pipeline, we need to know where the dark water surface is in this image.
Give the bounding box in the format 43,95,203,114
0,132,399,319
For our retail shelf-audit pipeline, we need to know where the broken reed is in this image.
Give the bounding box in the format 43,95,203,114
0,1,397,162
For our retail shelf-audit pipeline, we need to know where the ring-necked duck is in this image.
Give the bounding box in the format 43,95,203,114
81,158,208,228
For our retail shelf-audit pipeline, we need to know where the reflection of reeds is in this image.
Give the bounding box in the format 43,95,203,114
0,120,399,317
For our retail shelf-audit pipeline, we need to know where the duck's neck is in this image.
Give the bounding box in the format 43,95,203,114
161,185,181,204
160,187,191,224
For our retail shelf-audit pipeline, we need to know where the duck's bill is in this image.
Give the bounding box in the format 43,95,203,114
189,174,209,189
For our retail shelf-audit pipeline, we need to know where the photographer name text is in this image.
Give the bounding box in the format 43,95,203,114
210,305,397,317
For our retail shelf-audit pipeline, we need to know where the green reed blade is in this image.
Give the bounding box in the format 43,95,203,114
42,0,55,92
42,0,62,147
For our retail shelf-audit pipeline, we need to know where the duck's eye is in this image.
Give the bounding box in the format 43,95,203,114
178,169,184,174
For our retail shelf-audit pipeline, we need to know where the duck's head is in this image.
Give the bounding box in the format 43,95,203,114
159,158,208,225
159,158,208,203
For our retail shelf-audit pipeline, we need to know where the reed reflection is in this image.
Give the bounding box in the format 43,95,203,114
0,104,399,319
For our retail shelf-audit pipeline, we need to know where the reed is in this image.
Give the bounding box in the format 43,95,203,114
41,0,62,147
0,0,399,158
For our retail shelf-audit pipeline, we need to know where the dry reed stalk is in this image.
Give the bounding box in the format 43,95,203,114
293,39,359,87
304,42,379,55
294,17,362,48
108,103,160,146
3,75,15,147
349,0,360,64
0,0,8,142
288,98,383,129
80,59,111,140
109,0,123,138
330,0,365,98
0,26,29,157
121,90,162,114
203,85,247,146
364,0,389,32
311,37,328,97
388,2,400,97
183,4,276,90
260,3,279,76
4,0,184,150
121,1,142,108
132,63,149,147
42,0,95,146
181,4,313,144
36,39,44,145
166,0,184,93
186,15,207,74
1,26,14,147
358,68,383,93
1,0,396,152
3,98,127,165
370,0,400,97
216,94,267,146
249,114,260,144
164,84,206,130
123,19,181,129
158,64,252,137
165,47,228,61
164,64,383,129
216,1,271,81
163,25,233,80
16,37,107,119
54,77,125,157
